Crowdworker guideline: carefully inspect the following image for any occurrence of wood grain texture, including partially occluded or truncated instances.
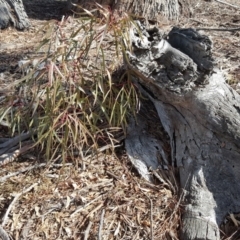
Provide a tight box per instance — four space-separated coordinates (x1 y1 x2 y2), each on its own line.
69 0 180 20
0 0 29 29
125 21 240 240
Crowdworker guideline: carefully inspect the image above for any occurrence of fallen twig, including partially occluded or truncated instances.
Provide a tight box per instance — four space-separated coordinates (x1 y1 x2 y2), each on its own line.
196 27 240 32
151 169 178 193
71 194 105 217
143 193 154 240
2 182 38 227
106 170 121 180
0 163 73 183
150 168 169 186
78 203 104 230
84 221 93 240
0 163 45 182
98 209 105 240
83 142 123 161
150 198 153 240
190 18 208 25
223 22 240 27
114 222 120 236
214 0 240 9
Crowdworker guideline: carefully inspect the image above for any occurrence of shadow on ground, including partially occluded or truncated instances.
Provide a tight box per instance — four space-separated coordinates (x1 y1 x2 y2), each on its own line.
23 0 69 20
0 52 25 73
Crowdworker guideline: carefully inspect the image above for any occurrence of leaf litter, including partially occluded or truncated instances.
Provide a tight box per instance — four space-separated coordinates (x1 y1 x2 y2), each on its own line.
1 0 240 239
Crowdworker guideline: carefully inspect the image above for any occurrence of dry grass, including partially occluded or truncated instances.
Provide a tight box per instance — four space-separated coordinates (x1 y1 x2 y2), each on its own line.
1 0 240 239
0 4 181 240
0 6 139 162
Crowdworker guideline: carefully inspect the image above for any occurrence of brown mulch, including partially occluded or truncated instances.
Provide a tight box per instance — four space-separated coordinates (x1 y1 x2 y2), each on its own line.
0 151 179 239
1 0 240 239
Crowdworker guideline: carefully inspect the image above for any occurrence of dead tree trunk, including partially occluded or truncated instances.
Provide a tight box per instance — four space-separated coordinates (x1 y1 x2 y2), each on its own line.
0 0 29 29
69 0 192 21
125 22 240 240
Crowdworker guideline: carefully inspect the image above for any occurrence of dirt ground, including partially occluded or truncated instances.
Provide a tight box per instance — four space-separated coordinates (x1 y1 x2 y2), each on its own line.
1 0 240 239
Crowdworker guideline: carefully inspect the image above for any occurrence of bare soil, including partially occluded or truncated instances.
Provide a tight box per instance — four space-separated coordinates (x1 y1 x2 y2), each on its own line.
0 0 240 239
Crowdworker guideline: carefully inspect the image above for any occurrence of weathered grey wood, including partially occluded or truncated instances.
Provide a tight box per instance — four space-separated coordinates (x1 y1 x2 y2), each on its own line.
125 100 170 182
125 22 240 240
0 0 29 29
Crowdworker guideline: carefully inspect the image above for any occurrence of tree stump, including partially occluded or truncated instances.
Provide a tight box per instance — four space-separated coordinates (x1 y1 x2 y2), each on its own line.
125 21 240 240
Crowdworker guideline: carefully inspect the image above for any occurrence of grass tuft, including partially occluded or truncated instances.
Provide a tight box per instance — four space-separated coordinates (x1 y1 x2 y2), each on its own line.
0 6 138 161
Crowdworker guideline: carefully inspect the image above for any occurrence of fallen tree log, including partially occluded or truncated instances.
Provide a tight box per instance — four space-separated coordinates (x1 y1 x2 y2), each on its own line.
125 22 240 240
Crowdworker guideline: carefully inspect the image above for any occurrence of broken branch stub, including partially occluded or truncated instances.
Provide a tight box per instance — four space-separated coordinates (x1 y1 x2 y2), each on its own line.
125 22 240 240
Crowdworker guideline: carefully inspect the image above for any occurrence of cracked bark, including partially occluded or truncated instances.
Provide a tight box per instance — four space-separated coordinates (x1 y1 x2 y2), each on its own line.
69 0 193 21
125 22 240 240
0 0 29 30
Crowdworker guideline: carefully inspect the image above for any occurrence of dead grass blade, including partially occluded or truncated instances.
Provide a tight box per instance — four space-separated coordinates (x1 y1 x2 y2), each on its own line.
0 7 138 162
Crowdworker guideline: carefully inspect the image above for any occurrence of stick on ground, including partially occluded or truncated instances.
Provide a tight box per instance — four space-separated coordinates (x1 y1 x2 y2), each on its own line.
2 183 38 227
196 27 240 32
214 0 240 9
0 163 73 183
98 209 105 240
84 221 93 240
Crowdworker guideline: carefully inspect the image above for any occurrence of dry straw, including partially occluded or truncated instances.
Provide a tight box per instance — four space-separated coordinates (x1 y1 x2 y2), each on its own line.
0 5 138 162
